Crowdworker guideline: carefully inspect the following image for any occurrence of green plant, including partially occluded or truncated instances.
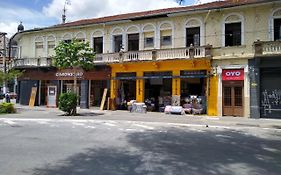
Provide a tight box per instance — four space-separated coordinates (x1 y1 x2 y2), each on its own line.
58 93 78 116
0 102 16 114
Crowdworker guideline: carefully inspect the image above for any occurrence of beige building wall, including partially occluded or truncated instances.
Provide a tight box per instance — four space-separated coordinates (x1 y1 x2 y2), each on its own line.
15 2 281 117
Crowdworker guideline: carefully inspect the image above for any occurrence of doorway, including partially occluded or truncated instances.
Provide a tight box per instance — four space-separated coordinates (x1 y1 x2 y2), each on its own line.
222 81 244 117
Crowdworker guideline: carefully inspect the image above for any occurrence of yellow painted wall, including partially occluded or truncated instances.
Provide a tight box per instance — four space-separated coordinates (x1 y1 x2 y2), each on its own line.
207 75 218 116
110 59 211 74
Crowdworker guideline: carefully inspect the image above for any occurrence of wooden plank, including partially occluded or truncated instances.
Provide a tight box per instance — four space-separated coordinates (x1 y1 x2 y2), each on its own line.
29 87 37 107
100 88 108 110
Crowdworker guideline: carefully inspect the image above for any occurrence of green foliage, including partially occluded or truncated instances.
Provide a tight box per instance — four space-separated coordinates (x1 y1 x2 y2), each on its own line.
53 40 95 70
58 93 78 116
0 102 16 114
0 69 23 86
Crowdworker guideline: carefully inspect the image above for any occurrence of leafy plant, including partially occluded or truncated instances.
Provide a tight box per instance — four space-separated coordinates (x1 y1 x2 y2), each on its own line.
0 69 23 86
58 93 78 116
53 40 95 115
0 102 16 114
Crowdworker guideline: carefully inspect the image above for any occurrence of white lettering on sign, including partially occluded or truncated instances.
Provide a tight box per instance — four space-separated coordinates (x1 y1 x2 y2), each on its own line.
225 71 241 77
55 72 84 77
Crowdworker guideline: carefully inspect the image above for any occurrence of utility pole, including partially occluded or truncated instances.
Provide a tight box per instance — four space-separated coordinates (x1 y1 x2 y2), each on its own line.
0 32 7 94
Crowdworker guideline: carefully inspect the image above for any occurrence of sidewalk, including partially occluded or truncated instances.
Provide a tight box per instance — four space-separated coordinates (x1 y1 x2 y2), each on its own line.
2 104 281 130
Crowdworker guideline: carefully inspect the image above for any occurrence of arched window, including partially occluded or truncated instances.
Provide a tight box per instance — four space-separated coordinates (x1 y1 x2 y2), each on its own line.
91 29 104 54
62 33 72 43
126 25 140 51
270 8 281 41
47 35 56 57
185 18 204 47
111 27 124 52
159 21 173 48
34 36 44 58
142 23 156 48
222 13 244 47
74 32 86 43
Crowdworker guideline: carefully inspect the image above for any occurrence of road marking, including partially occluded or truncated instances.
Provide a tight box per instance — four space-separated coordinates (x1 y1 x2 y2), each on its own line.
133 124 155 130
103 122 117 127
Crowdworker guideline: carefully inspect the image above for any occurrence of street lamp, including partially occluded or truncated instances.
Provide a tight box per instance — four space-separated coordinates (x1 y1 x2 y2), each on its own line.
0 32 7 93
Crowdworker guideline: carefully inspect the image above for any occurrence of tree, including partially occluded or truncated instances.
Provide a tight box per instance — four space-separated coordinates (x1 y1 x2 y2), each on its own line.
0 69 23 86
53 40 95 114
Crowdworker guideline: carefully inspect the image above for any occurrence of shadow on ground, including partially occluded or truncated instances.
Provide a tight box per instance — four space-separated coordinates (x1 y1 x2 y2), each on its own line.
32 128 281 175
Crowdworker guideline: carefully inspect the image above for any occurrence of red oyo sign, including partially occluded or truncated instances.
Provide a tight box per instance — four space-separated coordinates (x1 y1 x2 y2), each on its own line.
222 69 244 81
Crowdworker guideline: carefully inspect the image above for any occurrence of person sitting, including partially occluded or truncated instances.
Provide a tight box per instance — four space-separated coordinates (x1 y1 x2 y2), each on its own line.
192 100 204 115
182 98 193 114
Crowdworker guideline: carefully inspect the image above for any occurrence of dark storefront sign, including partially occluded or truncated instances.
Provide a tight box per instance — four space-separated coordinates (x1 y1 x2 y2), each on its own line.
222 69 244 81
19 68 111 81
143 71 172 79
55 72 84 77
114 71 208 80
115 72 137 80
180 70 207 78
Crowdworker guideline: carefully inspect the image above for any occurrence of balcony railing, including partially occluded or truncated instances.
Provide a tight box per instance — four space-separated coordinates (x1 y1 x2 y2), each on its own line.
12 57 52 68
254 41 281 56
11 46 211 68
94 46 211 64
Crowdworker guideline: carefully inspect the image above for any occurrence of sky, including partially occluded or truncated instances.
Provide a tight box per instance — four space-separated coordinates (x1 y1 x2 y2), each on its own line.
0 0 217 37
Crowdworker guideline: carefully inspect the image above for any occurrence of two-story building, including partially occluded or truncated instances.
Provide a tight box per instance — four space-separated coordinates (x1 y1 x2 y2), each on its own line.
9 0 281 118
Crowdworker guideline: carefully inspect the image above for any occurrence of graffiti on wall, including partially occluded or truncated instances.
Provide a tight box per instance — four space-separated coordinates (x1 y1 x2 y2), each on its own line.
261 89 281 116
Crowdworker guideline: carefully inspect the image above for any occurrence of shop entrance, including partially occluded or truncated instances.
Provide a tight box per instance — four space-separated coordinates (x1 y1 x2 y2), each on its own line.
116 73 137 110
116 80 136 110
222 81 244 117
90 80 108 107
144 72 172 112
181 78 207 114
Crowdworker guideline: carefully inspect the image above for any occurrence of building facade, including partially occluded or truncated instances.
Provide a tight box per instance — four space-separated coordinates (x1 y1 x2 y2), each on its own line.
10 0 281 117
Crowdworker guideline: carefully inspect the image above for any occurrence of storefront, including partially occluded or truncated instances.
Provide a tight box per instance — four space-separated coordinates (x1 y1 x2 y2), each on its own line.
110 59 217 115
249 56 281 119
221 69 244 117
17 66 111 108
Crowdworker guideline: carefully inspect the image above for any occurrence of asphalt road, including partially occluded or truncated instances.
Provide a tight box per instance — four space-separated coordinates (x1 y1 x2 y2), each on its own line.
0 118 281 175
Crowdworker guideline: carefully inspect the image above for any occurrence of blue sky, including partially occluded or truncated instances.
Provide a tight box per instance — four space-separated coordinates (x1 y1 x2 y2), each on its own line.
0 0 214 37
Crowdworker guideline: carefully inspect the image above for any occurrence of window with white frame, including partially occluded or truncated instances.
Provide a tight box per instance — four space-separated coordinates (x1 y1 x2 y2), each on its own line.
186 27 200 47
34 37 44 58
128 33 139 51
145 37 154 48
225 22 241 46
93 37 103 54
114 35 123 52
160 30 172 46
143 24 155 48
223 14 243 47
75 32 86 43
159 22 173 47
47 36 55 57
185 19 203 47
272 9 281 41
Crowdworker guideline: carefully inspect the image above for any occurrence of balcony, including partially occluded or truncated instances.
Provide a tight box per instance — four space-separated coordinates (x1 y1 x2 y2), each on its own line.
254 41 281 56
12 57 52 68
94 46 211 64
11 46 211 68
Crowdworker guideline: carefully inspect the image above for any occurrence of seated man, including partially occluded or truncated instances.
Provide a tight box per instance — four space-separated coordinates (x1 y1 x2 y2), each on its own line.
183 102 193 114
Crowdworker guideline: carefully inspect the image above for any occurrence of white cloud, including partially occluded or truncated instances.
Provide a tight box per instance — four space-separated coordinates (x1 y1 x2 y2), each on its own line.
0 6 56 37
43 0 180 22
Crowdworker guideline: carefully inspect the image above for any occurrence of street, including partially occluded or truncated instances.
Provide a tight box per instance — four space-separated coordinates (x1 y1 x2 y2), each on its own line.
0 117 281 175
